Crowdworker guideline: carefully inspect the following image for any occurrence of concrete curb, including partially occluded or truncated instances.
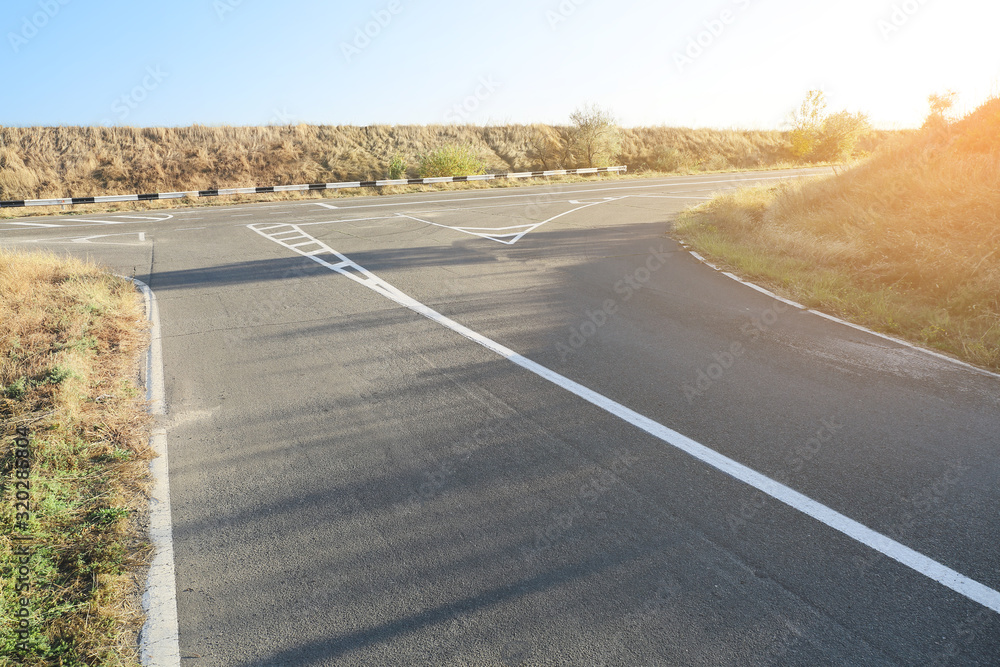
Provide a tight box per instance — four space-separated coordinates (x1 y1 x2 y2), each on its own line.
125 277 181 667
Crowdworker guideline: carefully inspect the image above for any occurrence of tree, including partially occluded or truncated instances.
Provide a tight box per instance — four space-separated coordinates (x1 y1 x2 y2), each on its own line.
923 90 957 131
789 90 827 158
568 104 622 168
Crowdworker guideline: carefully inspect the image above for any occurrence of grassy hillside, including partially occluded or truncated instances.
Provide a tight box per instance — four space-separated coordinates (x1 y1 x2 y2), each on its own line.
0 124 889 206
674 98 1000 370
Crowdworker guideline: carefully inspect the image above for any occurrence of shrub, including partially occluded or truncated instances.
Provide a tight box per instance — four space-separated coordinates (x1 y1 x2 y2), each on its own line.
814 111 872 161
418 144 487 177
788 90 871 162
387 154 406 179
525 124 565 170
646 145 684 172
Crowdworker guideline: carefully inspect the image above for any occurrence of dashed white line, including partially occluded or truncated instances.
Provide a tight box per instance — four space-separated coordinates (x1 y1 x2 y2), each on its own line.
681 245 1000 379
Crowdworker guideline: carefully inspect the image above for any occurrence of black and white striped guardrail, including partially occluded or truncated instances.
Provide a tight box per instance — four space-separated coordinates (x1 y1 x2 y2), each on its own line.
0 166 627 209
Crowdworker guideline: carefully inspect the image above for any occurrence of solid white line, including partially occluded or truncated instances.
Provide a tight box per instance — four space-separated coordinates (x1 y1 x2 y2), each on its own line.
297 215 397 227
250 222 1000 616
126 278 181 667
628 194 714 200
300 194 692 220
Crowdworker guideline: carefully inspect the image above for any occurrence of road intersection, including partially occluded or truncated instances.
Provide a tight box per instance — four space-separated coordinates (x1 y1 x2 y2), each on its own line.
3 168 998 665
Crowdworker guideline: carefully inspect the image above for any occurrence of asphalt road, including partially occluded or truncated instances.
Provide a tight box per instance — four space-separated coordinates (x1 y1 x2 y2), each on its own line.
3 169 999 666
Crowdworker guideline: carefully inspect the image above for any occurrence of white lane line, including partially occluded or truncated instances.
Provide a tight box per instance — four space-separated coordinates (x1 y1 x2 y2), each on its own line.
397 197 626 245
72 214 173 222
395 213 531 244
299 194 708 221
297 215 397 227
174 227 207 231
10 232 148 245
296 174 820 212
680 246 1000 380
126 277 181 667
628 194 714 200
1 221 64 227
249 222 1000 616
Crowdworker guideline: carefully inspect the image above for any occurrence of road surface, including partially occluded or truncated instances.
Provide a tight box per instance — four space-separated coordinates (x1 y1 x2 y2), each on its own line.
3 168 998 665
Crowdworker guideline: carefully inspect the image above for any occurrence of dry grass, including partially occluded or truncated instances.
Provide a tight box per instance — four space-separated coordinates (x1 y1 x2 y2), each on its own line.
0 124 892 218
674 99 1000 371
1 251 151 665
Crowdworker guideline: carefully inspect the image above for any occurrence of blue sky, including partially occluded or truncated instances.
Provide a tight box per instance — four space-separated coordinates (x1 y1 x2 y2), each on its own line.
3 0 998 129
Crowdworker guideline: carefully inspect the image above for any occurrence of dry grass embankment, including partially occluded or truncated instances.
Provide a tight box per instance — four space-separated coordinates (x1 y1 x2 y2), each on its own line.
674 98 1000 371
0 124 890 218
1 251 151 666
